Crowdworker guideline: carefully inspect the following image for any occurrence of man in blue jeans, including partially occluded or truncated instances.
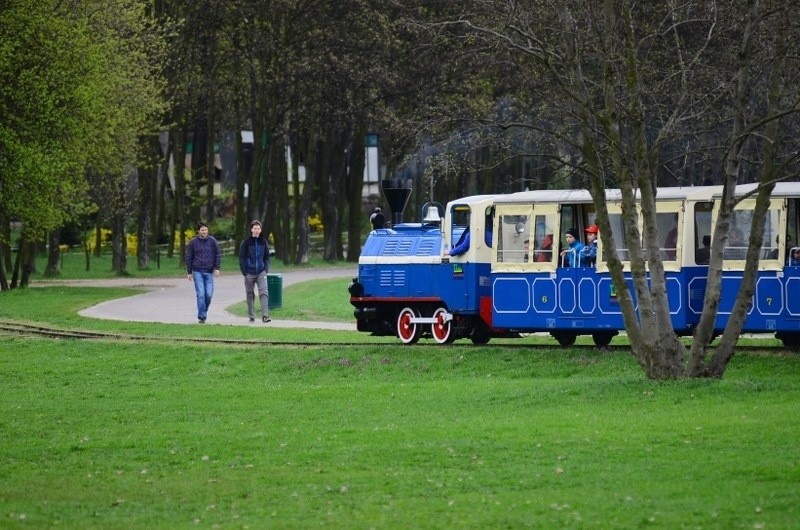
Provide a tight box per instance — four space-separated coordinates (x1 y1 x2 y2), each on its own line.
186 222 222 323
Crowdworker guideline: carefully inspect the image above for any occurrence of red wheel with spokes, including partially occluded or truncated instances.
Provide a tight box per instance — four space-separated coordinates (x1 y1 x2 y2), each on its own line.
397 307 421 345
431 307 455 344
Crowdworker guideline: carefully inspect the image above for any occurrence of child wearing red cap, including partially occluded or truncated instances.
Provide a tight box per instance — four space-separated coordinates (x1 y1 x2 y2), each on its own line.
582 225 599 266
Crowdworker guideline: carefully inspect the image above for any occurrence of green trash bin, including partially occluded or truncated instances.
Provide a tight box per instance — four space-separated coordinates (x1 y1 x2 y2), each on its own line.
267 273 283 309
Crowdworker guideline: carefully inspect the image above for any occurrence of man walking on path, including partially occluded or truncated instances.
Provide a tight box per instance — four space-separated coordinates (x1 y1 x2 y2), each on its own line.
186 222 221 323
239 219 271 323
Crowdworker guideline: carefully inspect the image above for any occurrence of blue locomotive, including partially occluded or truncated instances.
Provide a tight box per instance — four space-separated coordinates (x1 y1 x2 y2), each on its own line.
349 191 505 344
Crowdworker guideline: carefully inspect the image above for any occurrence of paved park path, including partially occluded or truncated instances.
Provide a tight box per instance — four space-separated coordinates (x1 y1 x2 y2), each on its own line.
64 267 358 330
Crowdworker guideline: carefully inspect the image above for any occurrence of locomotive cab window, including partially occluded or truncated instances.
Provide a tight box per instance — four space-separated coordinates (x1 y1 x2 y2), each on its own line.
448 205 471 253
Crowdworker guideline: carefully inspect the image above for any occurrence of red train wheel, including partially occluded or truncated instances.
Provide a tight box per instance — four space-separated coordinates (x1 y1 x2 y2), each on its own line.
431 307 455 344
397 307 421 345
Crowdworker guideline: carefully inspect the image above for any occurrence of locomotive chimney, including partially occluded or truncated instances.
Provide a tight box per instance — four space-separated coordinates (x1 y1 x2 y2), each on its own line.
381 178 412 225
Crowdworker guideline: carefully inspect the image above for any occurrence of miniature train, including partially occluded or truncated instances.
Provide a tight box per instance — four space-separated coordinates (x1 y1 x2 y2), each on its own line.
349 182 800 349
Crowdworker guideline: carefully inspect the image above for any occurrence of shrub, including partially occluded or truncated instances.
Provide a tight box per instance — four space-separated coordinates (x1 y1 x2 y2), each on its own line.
309 214 324 233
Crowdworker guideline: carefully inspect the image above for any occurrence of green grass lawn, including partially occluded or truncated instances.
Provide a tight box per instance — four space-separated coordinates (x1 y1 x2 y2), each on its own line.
1 336 799 529
1 273 799 527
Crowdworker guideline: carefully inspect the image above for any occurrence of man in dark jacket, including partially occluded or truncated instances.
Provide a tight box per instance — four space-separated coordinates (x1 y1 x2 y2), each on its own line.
239 220 271 323
186 222 222 323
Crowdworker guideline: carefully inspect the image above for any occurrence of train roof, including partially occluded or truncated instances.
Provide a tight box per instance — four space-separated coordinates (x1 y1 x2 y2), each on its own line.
493 186 722 205
494 189 592 204
445 194 501 207
724 182 800 199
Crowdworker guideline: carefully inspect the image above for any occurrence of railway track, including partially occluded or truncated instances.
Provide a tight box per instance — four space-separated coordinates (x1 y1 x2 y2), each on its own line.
0 321 790 353
0 321 350 346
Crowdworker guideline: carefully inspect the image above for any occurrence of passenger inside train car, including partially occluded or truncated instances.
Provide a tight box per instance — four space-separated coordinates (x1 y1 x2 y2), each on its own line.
534 233 553 262
692 199 714 266
768 234 794 262
582 224 599 266
725 227 747 260
791 245 800 266
560 228 585 267
532 217 555 264
696 235 711 264
662 214 678 260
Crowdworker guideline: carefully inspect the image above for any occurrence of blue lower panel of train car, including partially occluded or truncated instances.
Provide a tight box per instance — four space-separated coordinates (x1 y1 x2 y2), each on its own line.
492 270 693 333
687 266 800 333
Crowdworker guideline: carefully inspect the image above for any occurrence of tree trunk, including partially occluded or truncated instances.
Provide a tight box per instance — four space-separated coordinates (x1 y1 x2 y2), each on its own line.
191 120 208 222
173 128 188 266
138 163 153 270
94 221 102 257
690 1 791 378
322 129 346 262
0 214 11 273
16 239 36 288
347 129 366 262
0 215 10 290
111 210 127 275
0 257 8 291
44 230 60 276
295 133 318 265
289 135 303 265
138 135 163 269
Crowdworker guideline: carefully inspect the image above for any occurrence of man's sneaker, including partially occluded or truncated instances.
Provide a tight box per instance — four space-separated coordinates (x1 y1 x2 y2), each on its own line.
262 316 271 323
199 318 206 324
249 317 255 323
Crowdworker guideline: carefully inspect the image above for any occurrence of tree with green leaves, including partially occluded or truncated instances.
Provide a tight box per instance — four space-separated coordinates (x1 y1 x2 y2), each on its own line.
0 0 166 287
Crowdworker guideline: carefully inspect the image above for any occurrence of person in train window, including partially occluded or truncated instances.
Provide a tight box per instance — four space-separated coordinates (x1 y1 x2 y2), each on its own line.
581 224 599 266
790 245 800 266
485 211 495 247
664 226 678 260
725 227 746 259
447 227 470 256
560 228 585 267
696 234 711 264
535 234 553 262
768 234 794 262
